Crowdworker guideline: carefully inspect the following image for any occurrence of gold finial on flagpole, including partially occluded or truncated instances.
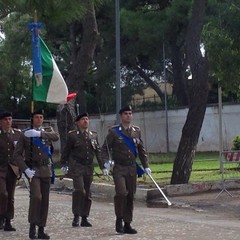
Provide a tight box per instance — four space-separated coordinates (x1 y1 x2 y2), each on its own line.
34 9 37 23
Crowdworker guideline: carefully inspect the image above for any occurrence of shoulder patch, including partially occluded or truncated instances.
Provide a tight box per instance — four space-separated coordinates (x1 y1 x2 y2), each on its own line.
13 128 21 132
42 126 53 131
89 130 97 135
131 125 140 132
111 124 120 129
68 129 77 134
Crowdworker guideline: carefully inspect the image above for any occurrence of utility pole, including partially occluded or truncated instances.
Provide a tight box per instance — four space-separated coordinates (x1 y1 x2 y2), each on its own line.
115 0 121 123
163 42 169 152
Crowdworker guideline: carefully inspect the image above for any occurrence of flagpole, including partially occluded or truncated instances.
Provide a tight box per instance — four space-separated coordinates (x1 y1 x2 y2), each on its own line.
31 10 38 115
29 11 39 183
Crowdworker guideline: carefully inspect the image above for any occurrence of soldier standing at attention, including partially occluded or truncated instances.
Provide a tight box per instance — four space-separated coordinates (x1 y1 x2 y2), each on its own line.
13 109 59 239
61 112 108 228
101 105 151 234
0 111 21 231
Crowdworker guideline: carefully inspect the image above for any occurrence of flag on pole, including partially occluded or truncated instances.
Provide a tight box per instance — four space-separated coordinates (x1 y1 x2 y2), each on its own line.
32 36 69 104
29 22 76 103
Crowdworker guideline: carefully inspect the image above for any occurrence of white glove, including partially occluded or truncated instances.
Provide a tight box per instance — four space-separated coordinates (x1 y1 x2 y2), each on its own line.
102 168 109 176
25 168 35 178
104 160 113 170
61 166 69 175
144 167 152 176
24 129 41 138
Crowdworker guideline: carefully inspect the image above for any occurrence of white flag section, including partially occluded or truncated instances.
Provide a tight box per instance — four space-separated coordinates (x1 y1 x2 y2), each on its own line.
33 37 68 104
46 59 68 104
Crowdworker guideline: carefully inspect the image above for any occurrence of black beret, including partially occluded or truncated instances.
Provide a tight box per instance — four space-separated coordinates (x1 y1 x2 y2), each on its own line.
0 111 12 120
32 109 44 117
119 105 132 114
75 112 89 122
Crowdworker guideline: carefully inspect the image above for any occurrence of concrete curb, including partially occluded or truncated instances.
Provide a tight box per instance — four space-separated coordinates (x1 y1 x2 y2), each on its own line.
51 177 240 198
18 177 240 204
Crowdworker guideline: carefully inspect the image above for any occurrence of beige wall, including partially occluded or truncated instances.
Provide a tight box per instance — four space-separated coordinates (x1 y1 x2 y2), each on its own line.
89 104 240 153
14 104 240 153
131 83 173 105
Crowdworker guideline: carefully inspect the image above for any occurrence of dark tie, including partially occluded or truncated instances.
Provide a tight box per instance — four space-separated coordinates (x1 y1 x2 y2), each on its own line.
83 131 88 138
5 132 10 139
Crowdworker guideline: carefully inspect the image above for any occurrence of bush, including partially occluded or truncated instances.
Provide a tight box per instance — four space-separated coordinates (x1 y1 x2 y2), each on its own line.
232 135 240 150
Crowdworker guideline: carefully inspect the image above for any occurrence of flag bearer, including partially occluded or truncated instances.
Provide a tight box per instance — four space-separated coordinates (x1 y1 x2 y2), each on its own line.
13 109 59 239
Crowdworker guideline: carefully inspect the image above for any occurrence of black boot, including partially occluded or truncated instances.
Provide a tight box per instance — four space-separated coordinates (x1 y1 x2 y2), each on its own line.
4 218 16 231
80 216 92 227
0 216 4 230
123 222 137 234
38 226 50 239
72 215 79 227
115 218 124 234
29 224 37 239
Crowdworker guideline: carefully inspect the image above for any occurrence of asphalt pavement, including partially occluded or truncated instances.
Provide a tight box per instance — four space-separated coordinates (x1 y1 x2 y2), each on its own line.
0 187 240 240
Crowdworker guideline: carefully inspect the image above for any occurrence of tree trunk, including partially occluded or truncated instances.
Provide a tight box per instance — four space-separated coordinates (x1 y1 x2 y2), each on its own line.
57 1 99 154
67 0 99 111
170 41 188 106
135 64 165 102
171 0 209 184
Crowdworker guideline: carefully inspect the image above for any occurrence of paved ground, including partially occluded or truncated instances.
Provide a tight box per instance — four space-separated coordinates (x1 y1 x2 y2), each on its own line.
0 187 240 240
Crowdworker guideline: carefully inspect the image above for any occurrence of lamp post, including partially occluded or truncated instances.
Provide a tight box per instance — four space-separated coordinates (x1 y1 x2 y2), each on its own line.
163 42 169 153
115 0 121 123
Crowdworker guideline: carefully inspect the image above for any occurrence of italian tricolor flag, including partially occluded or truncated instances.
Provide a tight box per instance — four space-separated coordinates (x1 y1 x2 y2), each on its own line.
32 37 69 104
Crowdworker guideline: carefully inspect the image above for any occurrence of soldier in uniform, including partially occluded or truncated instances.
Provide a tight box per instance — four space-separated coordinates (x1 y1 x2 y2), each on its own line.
61 112 108 228
101 105 151 234
0 111 21 231
13 109 59 239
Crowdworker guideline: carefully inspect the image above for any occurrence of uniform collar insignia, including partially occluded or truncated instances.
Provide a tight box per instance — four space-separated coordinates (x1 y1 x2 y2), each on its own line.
3 129 11 134
35 127 43 131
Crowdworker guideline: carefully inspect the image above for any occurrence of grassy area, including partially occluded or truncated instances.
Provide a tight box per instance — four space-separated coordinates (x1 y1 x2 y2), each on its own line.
54 151 240 185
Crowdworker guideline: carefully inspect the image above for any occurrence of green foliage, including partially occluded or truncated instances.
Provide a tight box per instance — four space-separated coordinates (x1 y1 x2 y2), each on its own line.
203 0 240 94
232 135 240 150
2 0 240 117
0 13 32 115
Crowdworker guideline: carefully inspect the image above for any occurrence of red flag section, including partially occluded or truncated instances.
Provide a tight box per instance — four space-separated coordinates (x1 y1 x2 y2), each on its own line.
67 93 77 102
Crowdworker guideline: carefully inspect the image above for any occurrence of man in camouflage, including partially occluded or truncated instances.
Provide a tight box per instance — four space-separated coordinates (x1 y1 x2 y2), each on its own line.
61 112 108 228
0 111 21 231
101 105 151 234
13 109 59 239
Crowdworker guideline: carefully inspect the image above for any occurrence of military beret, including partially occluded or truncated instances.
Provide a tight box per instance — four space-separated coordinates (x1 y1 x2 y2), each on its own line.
32 109 44 117
119 105 132 114
75 112 89 122
0 111 12 120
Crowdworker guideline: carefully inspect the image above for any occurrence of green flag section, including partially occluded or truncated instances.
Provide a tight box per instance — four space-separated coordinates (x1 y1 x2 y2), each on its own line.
33 37 68 104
